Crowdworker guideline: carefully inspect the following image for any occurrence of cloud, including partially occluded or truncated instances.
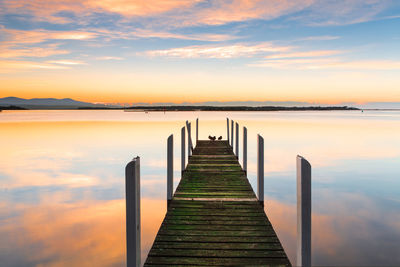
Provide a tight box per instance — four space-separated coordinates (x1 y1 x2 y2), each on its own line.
129 29 238 42
0 60 70 72
96 56 124 60
144 43 292 58
1 29 98 45
0 59 87 72
297 35 341 41
184 0 315 26
265 50 342 59
294 0 393 26
2 0 395 28
0 44 69 59
87 0 198 16
47 60 87 65
1 0 198 23
0 28 94 70
251 58 400 70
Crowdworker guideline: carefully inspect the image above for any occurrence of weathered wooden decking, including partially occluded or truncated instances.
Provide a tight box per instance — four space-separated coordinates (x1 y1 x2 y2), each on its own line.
144 140 291 266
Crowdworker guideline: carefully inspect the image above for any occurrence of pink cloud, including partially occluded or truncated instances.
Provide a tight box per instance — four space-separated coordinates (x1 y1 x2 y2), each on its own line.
2 0 391 27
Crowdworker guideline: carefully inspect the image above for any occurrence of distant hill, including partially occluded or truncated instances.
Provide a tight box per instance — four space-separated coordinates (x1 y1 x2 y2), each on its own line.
0 97 117 109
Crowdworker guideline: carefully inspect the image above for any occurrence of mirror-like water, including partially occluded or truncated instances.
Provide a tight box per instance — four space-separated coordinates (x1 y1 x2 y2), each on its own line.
1 110 399 266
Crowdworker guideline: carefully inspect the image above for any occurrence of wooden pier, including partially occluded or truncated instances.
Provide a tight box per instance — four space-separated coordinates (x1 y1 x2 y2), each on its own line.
143 140 291 266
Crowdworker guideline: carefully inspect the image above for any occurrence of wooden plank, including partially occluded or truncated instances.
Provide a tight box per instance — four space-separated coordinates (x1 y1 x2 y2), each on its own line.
145 256 291 266
148 248 287 257
151 242 284 250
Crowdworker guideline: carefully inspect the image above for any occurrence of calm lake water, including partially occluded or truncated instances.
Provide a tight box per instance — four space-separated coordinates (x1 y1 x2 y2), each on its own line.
0 110 399 266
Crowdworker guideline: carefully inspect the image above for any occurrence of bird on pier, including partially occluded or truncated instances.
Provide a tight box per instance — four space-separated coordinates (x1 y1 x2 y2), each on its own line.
208 135 216 141
218 136 222 140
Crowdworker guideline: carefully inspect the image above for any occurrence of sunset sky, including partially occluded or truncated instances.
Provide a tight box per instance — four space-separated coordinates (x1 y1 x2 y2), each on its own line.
1 0 400 104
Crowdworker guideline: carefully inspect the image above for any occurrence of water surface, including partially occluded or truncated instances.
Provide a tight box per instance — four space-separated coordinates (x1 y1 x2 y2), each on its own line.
0 110 399 266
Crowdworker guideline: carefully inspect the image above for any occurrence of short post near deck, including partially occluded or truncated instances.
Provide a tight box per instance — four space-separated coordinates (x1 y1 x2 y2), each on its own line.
196 118 199 143
226 118 230 144
181 127 185 173
235 122 239 158
231 120 234 148
297 155 311 267
257 135 264 206
125 157 141 267
167 135 173 206
243 126 247 173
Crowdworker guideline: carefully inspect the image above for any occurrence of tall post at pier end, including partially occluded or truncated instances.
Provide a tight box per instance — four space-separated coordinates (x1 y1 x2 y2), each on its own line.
125 157 141 267
167 135 173 206
235 122 239 158
297 155 311 267
181 127 185 173
257 135 264 207
196 118 199 143
231 120 234 149
243 127 247 173
227 118 230 144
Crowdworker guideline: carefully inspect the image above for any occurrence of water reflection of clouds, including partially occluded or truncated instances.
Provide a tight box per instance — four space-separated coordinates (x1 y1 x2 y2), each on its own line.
0 198 165 266
1 111 399 266
268 192 400 266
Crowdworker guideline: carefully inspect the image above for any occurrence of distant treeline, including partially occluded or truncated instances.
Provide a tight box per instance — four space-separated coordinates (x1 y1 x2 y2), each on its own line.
121 105 359 111
1 105 359 111
0 105 27 110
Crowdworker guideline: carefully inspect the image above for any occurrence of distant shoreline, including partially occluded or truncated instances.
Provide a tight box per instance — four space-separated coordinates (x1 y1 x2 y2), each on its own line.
0 105 360 111
121 105 359 112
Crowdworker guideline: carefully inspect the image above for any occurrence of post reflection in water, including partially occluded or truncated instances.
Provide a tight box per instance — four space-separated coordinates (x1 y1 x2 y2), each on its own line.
0 110 399 266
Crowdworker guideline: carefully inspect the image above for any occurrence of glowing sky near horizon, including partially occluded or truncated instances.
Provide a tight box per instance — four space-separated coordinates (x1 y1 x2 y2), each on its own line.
0 0 400 104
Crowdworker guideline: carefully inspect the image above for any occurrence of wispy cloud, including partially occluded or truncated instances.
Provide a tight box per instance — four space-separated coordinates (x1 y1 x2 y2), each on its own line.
96 56 124 60
183 0 314 26
0 28 95 69
0 44 69 59
46 60 87 65
129 29 238 42
88 0 199 16
1 29 98 45
251 58 400 70
144 43 292 58
298 35 341 41
0 60 70 72
293 0 393 26
265 50 342 59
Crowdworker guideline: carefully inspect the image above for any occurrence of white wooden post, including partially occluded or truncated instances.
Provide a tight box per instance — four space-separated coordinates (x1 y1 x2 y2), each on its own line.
167 135 173 206
186 121 193 156
231 120 234 148
297 155 311 267
189 122 193 155
235 122 239 158
257 135 264 206
125 157 140 267
227 118 230 144
243 127 247 173
196 118 199 143
181 126 185 173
